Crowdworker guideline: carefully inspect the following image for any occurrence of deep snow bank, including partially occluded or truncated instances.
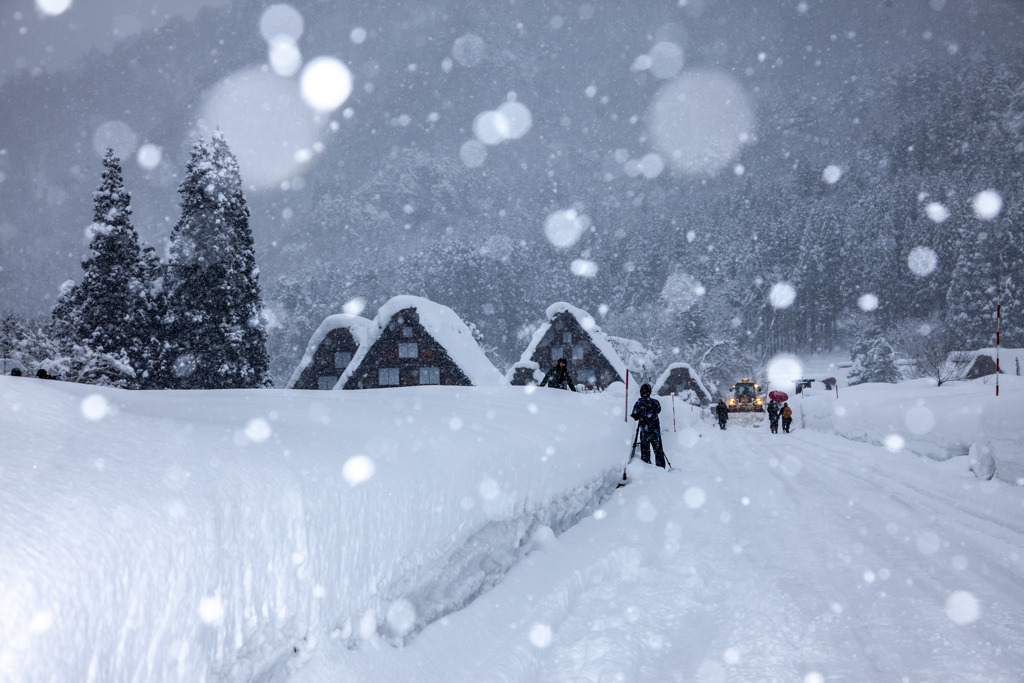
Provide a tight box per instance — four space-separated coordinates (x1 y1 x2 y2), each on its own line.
0 378 629 682
798 375 1024 484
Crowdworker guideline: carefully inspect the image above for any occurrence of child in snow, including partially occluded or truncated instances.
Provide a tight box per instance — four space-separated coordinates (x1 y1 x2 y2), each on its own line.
630 383 667 469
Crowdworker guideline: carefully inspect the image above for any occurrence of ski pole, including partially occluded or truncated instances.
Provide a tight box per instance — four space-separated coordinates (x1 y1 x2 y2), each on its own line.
622 421 640 483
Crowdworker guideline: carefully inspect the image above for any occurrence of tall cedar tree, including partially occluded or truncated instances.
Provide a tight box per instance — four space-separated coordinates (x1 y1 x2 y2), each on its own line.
945 228 998 350
163 133 269 389
52 149 160 388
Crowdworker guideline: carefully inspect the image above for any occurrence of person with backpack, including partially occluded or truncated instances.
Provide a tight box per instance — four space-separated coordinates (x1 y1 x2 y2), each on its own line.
766 401 781 434
630 383 667 468
715 399 729 430
781 402 793 433
538 357 577 391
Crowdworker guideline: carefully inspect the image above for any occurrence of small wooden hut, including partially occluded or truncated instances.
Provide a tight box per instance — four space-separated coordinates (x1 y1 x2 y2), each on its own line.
652 362 711 405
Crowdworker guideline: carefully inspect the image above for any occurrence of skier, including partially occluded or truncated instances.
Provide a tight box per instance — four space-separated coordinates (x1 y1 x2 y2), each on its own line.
781 402 793 433
630 383 667 468
766 400 780 434
715 399 729 430
538 357 577 391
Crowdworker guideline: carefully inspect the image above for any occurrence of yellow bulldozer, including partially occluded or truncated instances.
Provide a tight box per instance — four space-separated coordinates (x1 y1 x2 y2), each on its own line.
728 379 764 412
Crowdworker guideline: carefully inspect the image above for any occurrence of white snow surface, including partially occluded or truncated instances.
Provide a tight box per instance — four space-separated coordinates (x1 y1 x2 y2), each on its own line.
336 295 505 389
2 373 1023 682
284 313 374 389
800 375 1024 484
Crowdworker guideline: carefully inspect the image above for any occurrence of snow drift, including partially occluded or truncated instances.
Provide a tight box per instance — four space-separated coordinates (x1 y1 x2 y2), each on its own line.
0 378 630 681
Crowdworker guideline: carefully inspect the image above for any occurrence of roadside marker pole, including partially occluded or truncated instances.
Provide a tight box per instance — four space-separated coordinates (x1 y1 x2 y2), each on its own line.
625 368 629 421
671 393 677 432
996 287 1001 397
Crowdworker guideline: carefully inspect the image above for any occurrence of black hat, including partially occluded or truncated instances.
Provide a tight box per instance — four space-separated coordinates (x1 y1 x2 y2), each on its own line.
640 383 652 397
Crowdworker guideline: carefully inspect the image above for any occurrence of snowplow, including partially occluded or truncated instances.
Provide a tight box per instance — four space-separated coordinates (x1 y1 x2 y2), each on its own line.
728 379 764 412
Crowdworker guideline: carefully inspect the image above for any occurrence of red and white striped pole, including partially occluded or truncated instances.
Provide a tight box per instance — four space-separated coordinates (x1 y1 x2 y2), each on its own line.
996 288 1001 397
672 393 677 432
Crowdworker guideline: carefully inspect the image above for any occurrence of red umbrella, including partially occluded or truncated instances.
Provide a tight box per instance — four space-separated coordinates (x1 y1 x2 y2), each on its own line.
769 390 788 402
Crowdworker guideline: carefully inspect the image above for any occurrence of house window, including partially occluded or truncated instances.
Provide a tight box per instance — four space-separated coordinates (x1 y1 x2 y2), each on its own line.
419 367 440 385
562 332 572 343
403 326 414 338
572 345 584 360
334 351 352 369
551 346 566 361
317 375 337 390
379 368 400 386
399 343 418 358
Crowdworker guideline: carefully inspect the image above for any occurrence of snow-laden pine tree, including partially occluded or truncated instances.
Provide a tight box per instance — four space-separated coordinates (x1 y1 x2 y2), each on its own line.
163 133 269 389
51 149 161 388
848 322 902 386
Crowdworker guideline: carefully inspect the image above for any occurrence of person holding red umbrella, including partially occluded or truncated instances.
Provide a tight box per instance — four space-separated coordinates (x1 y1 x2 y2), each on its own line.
766 400 781 433
766 390 788 434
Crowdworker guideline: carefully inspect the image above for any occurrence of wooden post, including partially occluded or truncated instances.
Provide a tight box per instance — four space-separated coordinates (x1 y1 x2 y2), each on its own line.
624 368 629 421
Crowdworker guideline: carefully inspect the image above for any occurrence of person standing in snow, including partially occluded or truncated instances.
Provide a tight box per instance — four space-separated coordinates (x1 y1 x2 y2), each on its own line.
715 399 729 430
630 383 667 468
781 402 793 433
766 401 781 434
539 357 577 391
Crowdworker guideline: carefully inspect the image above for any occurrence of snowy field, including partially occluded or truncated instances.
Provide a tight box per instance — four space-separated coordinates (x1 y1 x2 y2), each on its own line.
2 374 1023 682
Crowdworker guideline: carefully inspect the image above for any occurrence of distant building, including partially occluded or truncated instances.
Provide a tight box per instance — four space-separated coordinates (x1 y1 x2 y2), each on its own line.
508 302 627 390
339 295 504 389
652 362 711 405
287 314 375 390
954 347 1023 380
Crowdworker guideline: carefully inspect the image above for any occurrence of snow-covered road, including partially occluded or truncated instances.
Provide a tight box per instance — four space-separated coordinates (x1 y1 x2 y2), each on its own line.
302 416 1024 682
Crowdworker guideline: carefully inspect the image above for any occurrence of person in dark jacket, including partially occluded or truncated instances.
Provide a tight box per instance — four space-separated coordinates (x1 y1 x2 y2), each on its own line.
766 401 780 434
539 358 577 391
630 383 666 468
715 399 729 430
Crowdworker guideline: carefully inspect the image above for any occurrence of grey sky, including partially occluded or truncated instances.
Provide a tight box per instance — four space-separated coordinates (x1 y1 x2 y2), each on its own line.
2 0 1023 321
0 0 228 85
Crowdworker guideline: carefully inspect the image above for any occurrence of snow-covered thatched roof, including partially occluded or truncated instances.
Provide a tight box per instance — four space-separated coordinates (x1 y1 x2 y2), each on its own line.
607 335 655 380
516 302 627 380
653 362 712 402
338 295 505 388
285 314 375 389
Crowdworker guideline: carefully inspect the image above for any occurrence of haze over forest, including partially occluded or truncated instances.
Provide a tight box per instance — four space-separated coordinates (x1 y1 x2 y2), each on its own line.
1 0 1022 386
